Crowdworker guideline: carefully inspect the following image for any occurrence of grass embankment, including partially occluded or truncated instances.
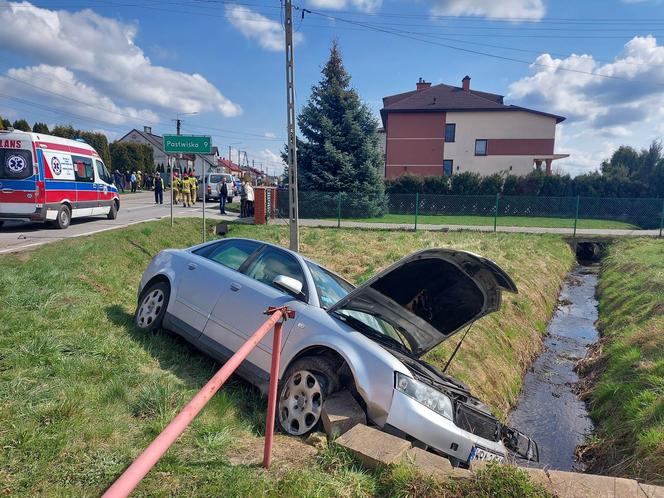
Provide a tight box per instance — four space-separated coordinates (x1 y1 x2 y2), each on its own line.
0 219 572 496
580 238 664 484
330 213 637 230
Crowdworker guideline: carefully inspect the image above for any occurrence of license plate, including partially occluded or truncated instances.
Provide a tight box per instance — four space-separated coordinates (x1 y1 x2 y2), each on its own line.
470 446 505 463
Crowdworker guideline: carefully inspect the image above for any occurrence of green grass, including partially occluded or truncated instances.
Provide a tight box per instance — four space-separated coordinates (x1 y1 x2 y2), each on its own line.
0 219 573 496
325 213 638 229
581 238 664 485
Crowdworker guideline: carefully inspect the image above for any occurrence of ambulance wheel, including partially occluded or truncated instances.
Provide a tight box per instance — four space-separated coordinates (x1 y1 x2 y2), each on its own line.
55 205 71 229
135 281 170 332
107 202 118 220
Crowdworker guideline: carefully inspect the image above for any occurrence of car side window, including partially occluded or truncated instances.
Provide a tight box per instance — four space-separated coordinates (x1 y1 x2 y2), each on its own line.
244 247 307 298
72 155 94 182
193 240 261 271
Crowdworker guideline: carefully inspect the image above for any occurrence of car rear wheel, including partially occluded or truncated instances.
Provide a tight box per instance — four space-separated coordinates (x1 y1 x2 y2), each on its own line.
278 357 339 436
0 220 4 229
55 205 71 229
135 281 170 332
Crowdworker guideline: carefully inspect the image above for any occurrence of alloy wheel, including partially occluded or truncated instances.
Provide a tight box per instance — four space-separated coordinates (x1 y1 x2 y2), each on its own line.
278 369 323 435
136 288 165 328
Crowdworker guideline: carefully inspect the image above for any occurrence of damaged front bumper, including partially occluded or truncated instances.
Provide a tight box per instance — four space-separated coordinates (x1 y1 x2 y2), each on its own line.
385 389 539 465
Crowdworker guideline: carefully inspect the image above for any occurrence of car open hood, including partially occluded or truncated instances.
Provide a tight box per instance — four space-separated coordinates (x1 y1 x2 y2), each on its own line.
328 249 517 356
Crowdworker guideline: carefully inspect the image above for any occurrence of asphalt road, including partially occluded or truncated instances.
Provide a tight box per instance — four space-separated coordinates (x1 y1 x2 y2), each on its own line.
0 191 239 254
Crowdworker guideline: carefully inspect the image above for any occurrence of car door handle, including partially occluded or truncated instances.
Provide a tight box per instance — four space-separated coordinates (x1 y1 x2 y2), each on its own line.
230 282 242 292
1 188 14 193
187 262 198 270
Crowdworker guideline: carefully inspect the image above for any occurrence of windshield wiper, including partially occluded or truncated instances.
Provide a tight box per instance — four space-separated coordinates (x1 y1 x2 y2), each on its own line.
333 312 411 355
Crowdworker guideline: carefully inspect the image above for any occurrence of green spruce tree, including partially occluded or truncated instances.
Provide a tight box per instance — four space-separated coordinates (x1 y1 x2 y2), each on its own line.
32 122 50 134
296 41 385 217
12 119 31 132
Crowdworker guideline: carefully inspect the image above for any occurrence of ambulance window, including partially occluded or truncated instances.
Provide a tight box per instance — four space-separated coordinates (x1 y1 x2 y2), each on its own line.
0 148 33 180
72 155 94 182
96 160 112 184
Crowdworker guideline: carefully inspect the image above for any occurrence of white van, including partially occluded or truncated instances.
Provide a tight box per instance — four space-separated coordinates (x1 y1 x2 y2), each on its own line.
0 130 119 229
198 172 235 203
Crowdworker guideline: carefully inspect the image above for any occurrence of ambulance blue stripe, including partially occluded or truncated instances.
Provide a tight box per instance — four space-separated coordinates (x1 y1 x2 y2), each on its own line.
36 149 45 179
0 178 37 189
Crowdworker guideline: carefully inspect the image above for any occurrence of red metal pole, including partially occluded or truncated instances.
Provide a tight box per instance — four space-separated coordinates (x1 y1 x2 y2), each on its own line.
262 319 283 469
103 308 287 498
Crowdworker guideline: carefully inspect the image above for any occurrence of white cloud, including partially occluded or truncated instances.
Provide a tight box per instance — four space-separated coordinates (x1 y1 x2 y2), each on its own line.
226 4 303 52
0 65 159 125
264 131 277 139
0 1 242 118
307 0 383 13
429 0 545 20
508 36 664 175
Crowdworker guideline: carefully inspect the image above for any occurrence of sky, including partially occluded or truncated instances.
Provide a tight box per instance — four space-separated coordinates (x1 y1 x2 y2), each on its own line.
1 0 664 177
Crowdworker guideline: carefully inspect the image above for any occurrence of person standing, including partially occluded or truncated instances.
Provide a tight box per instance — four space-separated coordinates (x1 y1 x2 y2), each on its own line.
181 173 191 207
130 171 137 193
245 180 255 218
239 181 247 217
113 170 124 193
153 172 164 205
191 175 197 205
217 179 228 214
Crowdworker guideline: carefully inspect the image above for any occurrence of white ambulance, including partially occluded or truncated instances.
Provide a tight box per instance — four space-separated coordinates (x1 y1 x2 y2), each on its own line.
0 130 119 229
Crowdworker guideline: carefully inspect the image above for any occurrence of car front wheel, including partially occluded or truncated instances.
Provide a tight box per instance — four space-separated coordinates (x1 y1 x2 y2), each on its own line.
278 357 339 436
135 281 170 332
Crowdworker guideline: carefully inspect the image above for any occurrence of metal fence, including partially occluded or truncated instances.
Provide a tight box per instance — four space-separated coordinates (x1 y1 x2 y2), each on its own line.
276 190 664 234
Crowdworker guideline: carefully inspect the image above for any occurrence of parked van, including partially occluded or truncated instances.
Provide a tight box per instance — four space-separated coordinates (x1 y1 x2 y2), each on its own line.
197 172 235 203
0 130 119 229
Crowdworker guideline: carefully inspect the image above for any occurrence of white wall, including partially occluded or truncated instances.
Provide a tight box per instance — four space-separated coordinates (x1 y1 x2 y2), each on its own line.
444 111 557 176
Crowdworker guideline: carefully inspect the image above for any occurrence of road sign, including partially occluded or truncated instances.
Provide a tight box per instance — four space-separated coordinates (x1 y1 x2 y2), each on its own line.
163 135 212 154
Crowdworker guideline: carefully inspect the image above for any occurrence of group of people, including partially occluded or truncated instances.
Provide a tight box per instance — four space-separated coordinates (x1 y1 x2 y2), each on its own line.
217 178 254 217
113 170 159 193
172 172 198 208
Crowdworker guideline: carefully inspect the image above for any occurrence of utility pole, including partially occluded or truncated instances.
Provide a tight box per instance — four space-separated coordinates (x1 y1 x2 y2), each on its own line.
284 0 299 251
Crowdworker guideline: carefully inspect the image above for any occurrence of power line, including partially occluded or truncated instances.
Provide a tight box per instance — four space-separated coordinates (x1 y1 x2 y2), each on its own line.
304 8 664 86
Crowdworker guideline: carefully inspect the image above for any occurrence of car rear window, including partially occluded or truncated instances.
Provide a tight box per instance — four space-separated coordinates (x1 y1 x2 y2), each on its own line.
193 239 261 271
0 148 33 180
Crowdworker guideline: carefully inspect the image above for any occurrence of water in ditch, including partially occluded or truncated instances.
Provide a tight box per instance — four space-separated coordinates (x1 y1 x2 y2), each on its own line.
508 264 599 471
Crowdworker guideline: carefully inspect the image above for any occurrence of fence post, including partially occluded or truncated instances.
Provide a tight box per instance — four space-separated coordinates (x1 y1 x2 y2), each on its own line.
573 195 580 238
337 192 341 228
659 198 664 237
414 192 419 231
493 193 499 233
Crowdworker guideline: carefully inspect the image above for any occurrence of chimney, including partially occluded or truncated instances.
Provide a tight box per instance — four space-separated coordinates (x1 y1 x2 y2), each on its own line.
416 77 432 91
144 126 152 134
462 75 471 92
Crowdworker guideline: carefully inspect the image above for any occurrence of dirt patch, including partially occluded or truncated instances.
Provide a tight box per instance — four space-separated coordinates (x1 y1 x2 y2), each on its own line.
573 339 607 401
227 434 318 477
78 274 111 295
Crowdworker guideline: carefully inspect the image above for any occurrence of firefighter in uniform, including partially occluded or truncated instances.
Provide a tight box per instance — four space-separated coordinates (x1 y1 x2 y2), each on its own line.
190 174 197 205
173 171 181 205
181 173 192 207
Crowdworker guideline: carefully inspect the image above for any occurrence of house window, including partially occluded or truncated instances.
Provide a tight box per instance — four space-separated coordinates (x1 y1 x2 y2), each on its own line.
445 123 456 142
475 139 488 156
443 160 453 176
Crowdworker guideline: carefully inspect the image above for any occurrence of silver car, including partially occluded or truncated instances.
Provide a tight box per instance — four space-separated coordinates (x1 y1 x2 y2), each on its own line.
135 238 539 467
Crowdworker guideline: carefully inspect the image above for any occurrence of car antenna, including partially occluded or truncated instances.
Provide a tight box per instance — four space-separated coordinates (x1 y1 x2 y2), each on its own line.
443 324 474 373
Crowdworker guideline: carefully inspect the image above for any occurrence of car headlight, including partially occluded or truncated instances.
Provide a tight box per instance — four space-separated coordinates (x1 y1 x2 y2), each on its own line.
395 372 454 421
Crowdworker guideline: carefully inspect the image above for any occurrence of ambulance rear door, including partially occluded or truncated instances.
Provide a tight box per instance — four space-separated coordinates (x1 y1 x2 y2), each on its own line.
0 137 37 218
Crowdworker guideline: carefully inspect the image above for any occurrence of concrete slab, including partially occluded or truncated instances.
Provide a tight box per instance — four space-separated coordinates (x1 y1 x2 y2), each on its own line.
321 391 366 438
614 477 641 498
335 424 411 469
402 447 461 480
641 483 664 498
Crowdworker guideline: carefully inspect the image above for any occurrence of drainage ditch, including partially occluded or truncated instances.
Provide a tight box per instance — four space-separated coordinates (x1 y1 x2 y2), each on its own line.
508 242 604 471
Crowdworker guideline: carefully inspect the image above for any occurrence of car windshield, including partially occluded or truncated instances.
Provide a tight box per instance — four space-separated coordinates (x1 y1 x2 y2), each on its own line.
209 175 223 183
334 309 412 353
306 261 354 309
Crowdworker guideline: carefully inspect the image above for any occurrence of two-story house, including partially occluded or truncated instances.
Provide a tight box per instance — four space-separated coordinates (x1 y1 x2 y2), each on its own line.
381 77 568 178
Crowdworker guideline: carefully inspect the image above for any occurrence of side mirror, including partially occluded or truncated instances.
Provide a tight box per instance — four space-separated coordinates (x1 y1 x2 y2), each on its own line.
273 275 304 299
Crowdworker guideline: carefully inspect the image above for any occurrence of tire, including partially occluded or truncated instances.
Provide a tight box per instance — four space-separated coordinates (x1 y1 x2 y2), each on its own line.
55 204 71 229
0 220 4 229
135 281 170 332
277 357 339 436
107 201 118 220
